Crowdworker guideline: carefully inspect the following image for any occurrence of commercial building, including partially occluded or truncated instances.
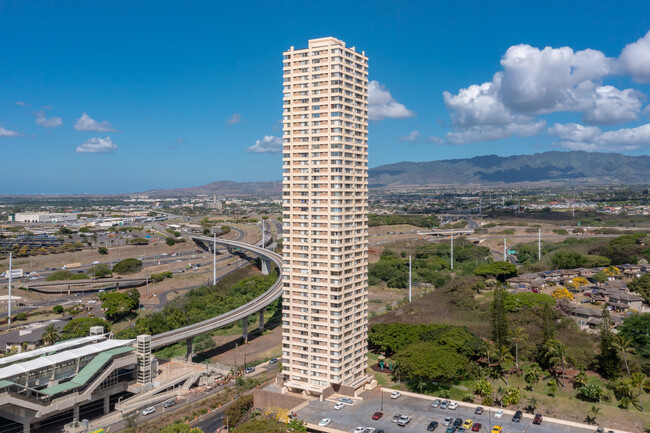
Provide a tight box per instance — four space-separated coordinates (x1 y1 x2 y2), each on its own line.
280 37 370 395
14 212 77 224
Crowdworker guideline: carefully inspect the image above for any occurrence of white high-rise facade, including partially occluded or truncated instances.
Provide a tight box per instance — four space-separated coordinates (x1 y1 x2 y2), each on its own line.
281 37 370 394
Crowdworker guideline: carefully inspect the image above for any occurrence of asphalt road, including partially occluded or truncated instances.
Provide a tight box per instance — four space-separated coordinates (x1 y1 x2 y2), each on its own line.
298 391 598 433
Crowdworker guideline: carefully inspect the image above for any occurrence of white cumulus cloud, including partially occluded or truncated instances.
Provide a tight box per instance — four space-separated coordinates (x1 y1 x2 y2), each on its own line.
368 81 415 121
75 113 116 132
247 135 282 153
445 120 546 145
619 30 650 83
0 127 18 137
583 86 643 125
398 131 420 142
227 113 243 124
35 114 63 128
549 122 650 151
76 137 118 153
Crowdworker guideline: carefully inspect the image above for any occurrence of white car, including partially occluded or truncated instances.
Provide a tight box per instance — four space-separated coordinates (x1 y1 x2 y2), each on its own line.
334 402 345 410
319 419 331 427
448 401 459 410
92 261 100 265
443 417 453 426
494 409 504 419
354 428 367 433
365 429 375 433
141 406 155 416
397 415 411 426
390 391 401 399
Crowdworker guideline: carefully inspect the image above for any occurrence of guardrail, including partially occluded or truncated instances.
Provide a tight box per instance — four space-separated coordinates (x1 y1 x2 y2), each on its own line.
150 237 282 349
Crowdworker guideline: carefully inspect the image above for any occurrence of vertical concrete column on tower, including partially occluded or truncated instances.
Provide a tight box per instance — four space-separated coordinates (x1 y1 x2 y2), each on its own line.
242 316 249 343
136 334 152 385
73 405 79 422
22 422 30 433
104 395 110 414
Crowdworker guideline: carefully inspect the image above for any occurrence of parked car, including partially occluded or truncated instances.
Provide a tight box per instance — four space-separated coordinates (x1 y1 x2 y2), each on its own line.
141 406 155 416
491 427 502 433
471 423 482 432
533 413 543 424
442 417 453 426
427 421 439 431
512 410 522 422
453 418 463 428
462 420 472 429
432 399 441 408
372 411 384 420
392 414 403 423
390 391 401 399
354 428 367 433
339 397 354 404
474 407 484 415
449 402 459 410
163 400 176 408
494 410 504 419
319 419 331 427
440 400 449 409
445 428 455 433
244 367 255 374
397 415 411 426
333 402 345 410
457 428 466 433
595 428 604 433
268 357 278 364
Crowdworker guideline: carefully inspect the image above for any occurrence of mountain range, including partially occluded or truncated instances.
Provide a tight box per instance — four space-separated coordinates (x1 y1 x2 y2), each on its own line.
145 151 650 195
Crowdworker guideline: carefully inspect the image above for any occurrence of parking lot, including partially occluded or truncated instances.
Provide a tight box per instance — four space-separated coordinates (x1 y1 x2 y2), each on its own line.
297 389 607 433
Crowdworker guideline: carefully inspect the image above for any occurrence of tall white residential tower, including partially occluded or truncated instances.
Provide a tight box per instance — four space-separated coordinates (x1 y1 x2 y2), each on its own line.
281 37 370 395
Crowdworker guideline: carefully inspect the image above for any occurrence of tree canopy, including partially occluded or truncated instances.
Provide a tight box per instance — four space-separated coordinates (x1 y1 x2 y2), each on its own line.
473 261 517 281
62 318 110 339
112 258 143 274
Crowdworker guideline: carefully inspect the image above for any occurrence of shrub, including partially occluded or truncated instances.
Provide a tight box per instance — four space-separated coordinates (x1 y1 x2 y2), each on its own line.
112 258 143 274
97 246 108 255
130 237 149 245
165 237 176 246
87 264 112 278
53 305 64 314
14 313 27 321
47 270 90 281
225 394 254 427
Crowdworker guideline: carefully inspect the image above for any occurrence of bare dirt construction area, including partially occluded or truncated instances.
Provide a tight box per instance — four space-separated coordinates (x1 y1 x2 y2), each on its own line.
204 326 282 367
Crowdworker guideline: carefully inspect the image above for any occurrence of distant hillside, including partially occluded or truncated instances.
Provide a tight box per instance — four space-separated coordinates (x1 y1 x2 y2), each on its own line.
144 151 650 195
369 151 650 187
145 180 282 196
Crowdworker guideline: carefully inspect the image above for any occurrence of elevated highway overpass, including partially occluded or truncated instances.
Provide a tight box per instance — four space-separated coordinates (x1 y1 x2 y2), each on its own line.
150 235 283 358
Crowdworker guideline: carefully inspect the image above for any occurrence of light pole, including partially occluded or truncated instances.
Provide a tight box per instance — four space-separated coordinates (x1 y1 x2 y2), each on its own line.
408 256 412 303
7 252 12 326
213 232 217 285
450 234 454 270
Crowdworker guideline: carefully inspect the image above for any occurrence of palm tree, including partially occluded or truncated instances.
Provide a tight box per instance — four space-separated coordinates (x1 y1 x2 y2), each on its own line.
511 327 528 371
613 335 636 377
496 345 514 385
483 341 495 367
630 372 647 412
393 362 402 385
548 341 572 388
525 364 542 393
42 325 60 346
416 376 427 395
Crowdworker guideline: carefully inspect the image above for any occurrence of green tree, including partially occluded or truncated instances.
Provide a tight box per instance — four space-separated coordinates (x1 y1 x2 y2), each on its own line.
551 251 588 269
490 285 509 347
524 363 542 393
52 305 64 314
630 372 647 412
629 274 650 304
42 324 60 345
87 264 112 278
97 246 108 255
165 237 176 246
511 327 527 370
597 305 621 379
613 334 636 377
577 384 604 403
158 423 204 433
62 317 110 339
130 237 149 245
548 341 572 388
393 341 466 384
472 378 493 397
474 261 517 282
592 271 608 285
100 292 139 322
112 258 143 274
618 313 650 358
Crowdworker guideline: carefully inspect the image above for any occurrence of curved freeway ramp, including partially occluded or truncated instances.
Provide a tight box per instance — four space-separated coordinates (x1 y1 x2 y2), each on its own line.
151 236 283 350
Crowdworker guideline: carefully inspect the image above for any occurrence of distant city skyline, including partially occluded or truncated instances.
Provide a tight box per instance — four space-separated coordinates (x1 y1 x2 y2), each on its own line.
2 1 650 194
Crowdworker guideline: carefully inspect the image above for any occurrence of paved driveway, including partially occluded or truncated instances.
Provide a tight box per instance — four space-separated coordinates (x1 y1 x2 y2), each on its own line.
297 390 598 433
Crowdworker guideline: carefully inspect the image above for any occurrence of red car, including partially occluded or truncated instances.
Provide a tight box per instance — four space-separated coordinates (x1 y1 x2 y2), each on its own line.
531 288 540 293
472 423 482 432
533 414 543 425
372 411 384 420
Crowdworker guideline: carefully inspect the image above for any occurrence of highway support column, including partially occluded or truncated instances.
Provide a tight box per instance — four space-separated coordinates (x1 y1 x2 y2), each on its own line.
259 310 264 331
260 258 270 275
104 396 110 414
186 337 194 362
242 316 249 343
73 405 79 422
22 422 30 433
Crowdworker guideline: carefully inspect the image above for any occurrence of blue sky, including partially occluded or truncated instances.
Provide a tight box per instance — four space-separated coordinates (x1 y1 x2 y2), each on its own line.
2 1 650 194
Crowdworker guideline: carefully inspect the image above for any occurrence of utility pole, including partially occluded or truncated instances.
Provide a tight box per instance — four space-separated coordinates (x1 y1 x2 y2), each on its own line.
538 229 542 261
517 196 520 214
213 232 217 285
450 234 454 270
8 252 12 326
504 238 507 262
479 198 482 214
408 256 412 303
